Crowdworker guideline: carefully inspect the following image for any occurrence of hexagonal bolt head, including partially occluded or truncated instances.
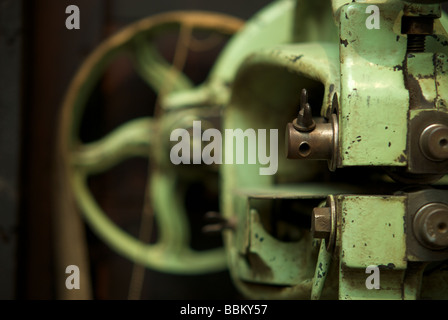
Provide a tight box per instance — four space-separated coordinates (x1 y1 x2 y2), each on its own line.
413 203 448 250
311 207 331 240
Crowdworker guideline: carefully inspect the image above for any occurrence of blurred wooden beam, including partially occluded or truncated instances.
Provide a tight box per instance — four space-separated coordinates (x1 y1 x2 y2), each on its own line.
0 0 23 300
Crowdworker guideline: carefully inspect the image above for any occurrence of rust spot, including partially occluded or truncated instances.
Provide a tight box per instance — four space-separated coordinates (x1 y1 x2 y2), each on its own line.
289 54 303 63
340 38 349 47
430 34 439 41
378 263 396 270
404 57 434 109
247 252 273 278
416 73 435 80
317 262 327 279
396 154 406 163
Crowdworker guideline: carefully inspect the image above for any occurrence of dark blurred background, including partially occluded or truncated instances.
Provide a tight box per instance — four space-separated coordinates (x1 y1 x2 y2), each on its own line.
0 0 271 300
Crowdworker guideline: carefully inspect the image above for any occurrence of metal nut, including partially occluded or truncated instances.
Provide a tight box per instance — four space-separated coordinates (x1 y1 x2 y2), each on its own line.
311 207 331 240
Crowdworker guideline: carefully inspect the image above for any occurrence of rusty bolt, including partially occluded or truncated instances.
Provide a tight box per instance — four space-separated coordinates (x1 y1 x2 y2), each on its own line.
413 203 448 250
311 207 331 240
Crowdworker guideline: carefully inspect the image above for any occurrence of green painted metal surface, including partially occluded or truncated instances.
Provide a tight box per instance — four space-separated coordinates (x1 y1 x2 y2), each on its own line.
339 195 407 269
311 239 332 300
337 195 407 299
223 184 351 299
339 1 409 167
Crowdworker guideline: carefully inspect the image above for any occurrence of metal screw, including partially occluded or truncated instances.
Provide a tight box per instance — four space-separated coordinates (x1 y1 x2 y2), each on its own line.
413 203 448 250
402 16 434 53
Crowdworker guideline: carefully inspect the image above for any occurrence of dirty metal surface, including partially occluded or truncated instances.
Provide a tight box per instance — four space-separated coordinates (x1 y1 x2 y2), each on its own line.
338 195 408 269
224 184 350 299
339 2 409 167
337 195 408 299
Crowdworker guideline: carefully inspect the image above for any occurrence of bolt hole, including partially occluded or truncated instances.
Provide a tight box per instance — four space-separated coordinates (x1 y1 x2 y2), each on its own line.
437 222 447 233
298 142 311 157
439 138 448 148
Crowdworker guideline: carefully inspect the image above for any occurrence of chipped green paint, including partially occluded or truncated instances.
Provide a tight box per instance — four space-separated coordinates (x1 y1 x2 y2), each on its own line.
237 208 315 286
338 195 407 269
406 53 438 107
337 195 408 300
311 239 332 300
435 53 448 110
339 2 409 166
224 184 353 299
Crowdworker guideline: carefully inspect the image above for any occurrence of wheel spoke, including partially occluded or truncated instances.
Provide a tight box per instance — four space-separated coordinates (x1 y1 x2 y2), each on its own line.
150 170 190 250
72 117 153 175
73 170 227 274
131 35 193 94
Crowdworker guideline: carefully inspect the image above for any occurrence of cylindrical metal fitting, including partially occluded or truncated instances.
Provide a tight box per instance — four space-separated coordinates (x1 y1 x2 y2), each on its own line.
419 123 448 161
286 121 334 160
413 202 448 250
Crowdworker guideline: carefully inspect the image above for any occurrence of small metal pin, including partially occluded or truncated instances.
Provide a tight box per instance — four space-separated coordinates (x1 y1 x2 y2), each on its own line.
202 211 236 235
293 88 316 132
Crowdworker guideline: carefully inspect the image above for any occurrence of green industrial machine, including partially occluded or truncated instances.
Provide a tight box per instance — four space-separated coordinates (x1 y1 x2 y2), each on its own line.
57 0 448 299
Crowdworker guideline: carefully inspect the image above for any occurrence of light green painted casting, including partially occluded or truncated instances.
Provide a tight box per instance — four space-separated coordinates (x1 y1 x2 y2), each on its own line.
339 1 409 166
337 195 407 299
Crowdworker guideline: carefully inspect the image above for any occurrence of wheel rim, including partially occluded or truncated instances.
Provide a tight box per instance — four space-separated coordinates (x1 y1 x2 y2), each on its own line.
57 11 244 274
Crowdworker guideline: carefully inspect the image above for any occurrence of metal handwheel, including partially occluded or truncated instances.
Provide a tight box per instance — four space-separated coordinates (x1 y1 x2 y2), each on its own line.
57 12 243 275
